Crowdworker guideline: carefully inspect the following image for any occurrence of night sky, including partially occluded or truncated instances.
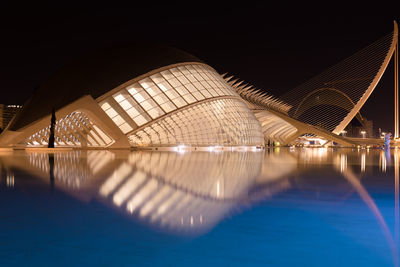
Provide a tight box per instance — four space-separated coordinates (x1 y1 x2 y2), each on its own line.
0 2 398 131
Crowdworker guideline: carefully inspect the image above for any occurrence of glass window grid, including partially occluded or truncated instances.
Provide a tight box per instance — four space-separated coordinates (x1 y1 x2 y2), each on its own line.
168 66 213 102
100 100 133 133
100 64 242 136
109 95 143 131
128 98 263 146
124 86 159 123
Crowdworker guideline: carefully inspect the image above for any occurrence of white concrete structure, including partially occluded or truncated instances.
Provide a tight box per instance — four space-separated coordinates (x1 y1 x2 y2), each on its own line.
0 46 263 148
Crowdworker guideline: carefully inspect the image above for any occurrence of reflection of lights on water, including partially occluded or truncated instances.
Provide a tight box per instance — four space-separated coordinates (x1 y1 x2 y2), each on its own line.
176 145 187 154
380 151 387 173
361 153 366 172
317 147 328 158
177 216 201 227
140 186 171 217
100 163 133 197
6 172 14 187
303 148 328 164
208 146 223 152
340 154 347 173
151 191 181 220
395 150 399 249
126 179 158 213
113 172 147 207
171 145 263 153
216 181 220 197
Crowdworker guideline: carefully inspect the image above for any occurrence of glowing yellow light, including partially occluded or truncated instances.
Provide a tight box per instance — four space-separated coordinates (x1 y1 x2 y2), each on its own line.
361 153 366 172
340 154 347 173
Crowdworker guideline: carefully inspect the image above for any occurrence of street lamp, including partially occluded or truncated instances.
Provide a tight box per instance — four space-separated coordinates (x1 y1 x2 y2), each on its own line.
360 130 366 138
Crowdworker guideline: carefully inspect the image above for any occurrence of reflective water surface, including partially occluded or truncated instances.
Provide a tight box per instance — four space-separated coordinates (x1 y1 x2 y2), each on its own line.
0 148 399 266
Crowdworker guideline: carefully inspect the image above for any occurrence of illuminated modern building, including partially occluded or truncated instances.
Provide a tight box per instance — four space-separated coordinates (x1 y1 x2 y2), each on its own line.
0 22 398 148
0 45 264 148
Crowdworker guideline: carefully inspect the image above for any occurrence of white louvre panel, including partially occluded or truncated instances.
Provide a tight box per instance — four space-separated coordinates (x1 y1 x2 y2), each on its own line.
23 111 114 147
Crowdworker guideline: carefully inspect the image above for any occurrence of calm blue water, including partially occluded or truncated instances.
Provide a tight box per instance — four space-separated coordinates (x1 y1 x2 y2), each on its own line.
0 148 399 266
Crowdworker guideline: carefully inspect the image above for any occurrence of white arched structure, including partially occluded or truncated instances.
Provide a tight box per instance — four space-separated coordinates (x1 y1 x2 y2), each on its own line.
333 21 398 134
0 53 264 149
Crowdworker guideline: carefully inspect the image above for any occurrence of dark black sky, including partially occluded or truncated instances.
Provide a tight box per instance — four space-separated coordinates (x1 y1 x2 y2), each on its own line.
0 2 398 131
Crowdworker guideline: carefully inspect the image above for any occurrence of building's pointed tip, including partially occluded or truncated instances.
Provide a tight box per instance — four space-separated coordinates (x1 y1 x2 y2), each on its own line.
224 75 234 81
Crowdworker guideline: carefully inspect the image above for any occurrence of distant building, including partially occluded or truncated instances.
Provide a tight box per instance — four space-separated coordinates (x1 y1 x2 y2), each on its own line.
0 104 22 132
363 119 373 138
344 118 374 138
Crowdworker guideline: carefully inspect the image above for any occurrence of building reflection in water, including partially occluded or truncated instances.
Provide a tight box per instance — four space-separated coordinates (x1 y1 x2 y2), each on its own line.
2 150 293 235
99 151 265 235
0 147 399 260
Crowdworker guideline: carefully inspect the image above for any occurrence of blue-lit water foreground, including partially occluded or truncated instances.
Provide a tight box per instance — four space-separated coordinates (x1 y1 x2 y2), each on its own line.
0 148 399 266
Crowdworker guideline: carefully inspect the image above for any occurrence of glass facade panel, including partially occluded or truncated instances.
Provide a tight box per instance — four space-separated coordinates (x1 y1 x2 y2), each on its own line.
105 107 118 118
160 102 176 113
175 86 189 97
192 91 205 101
146 85 162 97
134 115 148 126
119 99 133 110
140 99 157 111
101 101 133 134
153 94 169 105
182 93 196 104
172 97 187 108
147 106 164 119
126 107 140 118
120 123 133 133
